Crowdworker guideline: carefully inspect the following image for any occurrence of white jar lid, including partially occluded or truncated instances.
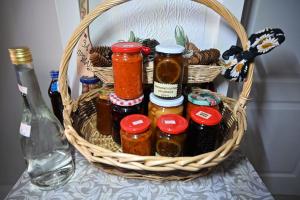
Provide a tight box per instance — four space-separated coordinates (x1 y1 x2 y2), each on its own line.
155 44 185 54
150 93 184 107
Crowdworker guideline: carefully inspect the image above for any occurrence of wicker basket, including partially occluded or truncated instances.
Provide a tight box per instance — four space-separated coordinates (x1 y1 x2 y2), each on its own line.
58 0 253 181
91 62 223 84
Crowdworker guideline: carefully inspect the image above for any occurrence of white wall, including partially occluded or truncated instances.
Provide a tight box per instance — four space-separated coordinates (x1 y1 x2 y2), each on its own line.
0 1 63 198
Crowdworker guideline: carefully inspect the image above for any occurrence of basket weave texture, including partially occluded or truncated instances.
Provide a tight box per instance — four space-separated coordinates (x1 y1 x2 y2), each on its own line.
58 0 253 180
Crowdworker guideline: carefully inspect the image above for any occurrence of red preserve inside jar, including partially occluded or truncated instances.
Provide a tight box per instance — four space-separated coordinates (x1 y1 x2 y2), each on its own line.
120 114 152 156
112 42 143 100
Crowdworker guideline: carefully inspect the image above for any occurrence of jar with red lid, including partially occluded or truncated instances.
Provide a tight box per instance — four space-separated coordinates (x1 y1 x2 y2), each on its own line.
186 89 222 121
112 42 144 100
109 93 144 145
120 114 152 156
156 114 188 157
185 107 222 156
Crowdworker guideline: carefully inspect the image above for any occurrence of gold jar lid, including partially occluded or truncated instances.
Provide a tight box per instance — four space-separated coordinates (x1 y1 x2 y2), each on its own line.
8 47 33 64
98 85 114 100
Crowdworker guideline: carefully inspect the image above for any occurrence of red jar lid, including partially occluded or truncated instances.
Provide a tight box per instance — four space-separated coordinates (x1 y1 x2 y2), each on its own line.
120 114 151 134
109 93 144 106
112 42 142 53
157 114 188 135
190 107 222 126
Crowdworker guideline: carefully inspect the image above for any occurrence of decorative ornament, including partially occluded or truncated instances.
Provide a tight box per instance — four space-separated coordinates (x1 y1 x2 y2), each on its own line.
222 28 285 82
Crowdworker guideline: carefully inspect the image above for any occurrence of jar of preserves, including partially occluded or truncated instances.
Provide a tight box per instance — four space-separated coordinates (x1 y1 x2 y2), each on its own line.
185 107 222 156
186 89 222 121
153 44 185 99
112 42 143 100
96 85 114 135
80 76 101 94
148 92 184 132
109 93 144 145
156 114 188 157
120 114 152 156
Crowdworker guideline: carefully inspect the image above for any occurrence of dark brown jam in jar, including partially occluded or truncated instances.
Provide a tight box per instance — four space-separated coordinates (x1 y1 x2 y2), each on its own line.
96 86 114 135
185 107 222 156
156 114 188 157
153 44 185 99
109 93 144 145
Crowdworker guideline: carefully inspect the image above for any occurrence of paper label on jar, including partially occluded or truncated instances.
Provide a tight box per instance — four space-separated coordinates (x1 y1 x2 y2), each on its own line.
196 111 212 119
164 120 176 125
20 123 31 137
18 84 28 95
154 82 178 98
132 120 143 125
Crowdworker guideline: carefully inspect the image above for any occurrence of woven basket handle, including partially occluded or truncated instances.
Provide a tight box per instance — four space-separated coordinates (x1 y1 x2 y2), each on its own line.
58 0 253 114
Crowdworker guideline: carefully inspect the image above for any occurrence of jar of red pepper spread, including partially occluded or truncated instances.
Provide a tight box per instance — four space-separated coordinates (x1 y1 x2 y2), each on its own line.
185 107 222 156
120 114 152 156
156 114 188 157
112 42 143 100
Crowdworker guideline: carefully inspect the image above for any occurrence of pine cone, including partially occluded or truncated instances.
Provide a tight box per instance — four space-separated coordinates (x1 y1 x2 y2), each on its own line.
187 42 200 52
186 42 202 65
89 52 111 67
197 48 220 65
90 46 112 64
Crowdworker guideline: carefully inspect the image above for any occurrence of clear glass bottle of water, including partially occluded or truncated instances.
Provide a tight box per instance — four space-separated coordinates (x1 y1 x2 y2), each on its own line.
8 47 74 190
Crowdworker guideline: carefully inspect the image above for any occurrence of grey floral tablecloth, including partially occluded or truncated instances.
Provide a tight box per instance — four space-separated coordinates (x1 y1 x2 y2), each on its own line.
5 150 273 200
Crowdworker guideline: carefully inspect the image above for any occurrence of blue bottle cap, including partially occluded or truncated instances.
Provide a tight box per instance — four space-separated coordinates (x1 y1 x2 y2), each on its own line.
50 70 59 79
80 76 100 84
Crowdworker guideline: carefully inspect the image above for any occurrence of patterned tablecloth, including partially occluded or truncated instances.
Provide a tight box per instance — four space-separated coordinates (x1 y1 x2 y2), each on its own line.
5 150 273 200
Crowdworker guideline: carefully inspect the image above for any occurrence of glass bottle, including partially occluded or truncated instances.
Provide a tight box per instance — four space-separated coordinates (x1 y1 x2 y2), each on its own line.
48 70 71 126
8 47 74 190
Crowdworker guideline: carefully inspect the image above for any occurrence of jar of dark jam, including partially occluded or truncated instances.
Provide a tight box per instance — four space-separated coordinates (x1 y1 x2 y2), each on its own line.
120 114 152 156
96 85 114 135
185 107 222 156
156 114 188 157
109 93 144 145
153 44 185 99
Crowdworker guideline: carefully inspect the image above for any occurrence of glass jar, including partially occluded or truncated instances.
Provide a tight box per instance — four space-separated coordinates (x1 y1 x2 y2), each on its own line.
96 85 114 135
156 114 188 157
185 107 222 156
112 42 143 100
148 93 184 140
80 76 101 94
186 89 222 121
153 44 185 99
120 114 152 156
110 93 144 145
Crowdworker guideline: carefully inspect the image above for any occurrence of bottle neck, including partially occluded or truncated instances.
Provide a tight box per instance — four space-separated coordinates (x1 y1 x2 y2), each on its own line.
14 62 46 111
